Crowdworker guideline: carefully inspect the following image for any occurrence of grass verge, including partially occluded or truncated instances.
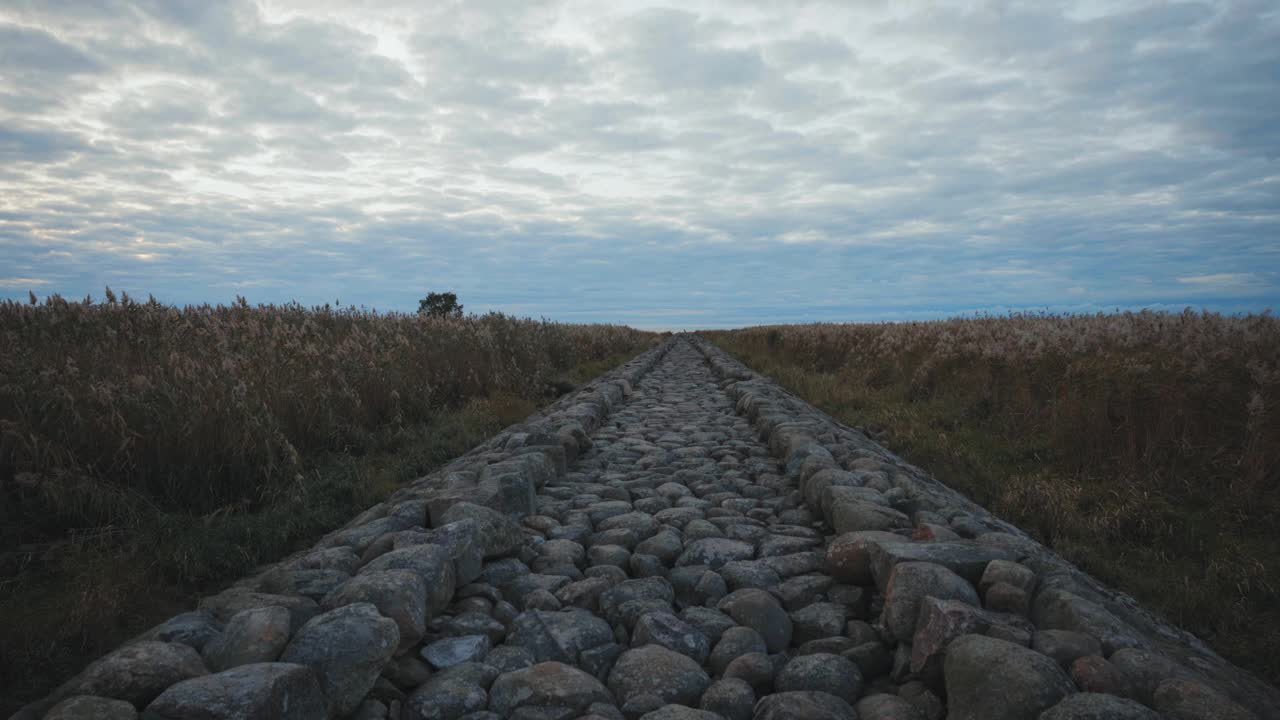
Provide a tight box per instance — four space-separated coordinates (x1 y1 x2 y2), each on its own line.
0 326 644 713
705 317 1278 687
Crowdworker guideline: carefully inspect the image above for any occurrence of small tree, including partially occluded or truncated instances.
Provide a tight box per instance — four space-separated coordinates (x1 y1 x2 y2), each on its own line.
418 291 464 318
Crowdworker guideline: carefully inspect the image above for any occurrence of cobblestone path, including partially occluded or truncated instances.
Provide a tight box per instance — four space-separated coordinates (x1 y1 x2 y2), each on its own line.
19 337 1279 720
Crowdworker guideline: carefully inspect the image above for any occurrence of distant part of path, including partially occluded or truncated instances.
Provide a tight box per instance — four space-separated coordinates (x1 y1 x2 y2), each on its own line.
13 335 1279 720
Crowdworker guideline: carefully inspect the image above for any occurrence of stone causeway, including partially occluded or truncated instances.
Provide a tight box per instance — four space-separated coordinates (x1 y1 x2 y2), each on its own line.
14 335 1280 720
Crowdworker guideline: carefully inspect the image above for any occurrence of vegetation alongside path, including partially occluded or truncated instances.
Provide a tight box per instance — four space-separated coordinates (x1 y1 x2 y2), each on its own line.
704 310 1280 687
0 293 655 711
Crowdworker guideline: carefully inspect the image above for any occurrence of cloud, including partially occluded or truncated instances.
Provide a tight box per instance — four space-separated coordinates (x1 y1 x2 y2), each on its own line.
1177 273 1261 286
0 0 1276 329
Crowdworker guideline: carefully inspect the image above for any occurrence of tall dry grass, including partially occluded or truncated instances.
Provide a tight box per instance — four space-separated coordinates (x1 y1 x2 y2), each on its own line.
705 309 1280 684
0 291 654 709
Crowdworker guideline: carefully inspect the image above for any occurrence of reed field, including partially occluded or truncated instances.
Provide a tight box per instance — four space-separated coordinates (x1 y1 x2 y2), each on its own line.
705 309 1280 686
0 291 655 709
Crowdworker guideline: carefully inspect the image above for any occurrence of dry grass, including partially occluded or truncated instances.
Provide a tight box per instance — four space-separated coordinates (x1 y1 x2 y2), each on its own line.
0 291 655 710
705 309 1280 685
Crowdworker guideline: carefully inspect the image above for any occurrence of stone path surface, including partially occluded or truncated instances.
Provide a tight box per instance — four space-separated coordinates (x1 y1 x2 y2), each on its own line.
15 337 1280 720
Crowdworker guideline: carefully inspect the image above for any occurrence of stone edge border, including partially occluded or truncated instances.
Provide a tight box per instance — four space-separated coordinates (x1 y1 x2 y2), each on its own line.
689 333 1280 720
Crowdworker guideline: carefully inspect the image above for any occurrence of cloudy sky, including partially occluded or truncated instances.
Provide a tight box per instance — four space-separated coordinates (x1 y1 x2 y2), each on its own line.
0 0 1277 328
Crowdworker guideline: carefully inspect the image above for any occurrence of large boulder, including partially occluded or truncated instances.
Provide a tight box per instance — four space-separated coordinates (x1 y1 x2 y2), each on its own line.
881 561 978 642
142 663 325 720
45 641 207 709
440 502 525 559
825 531 905 586
197 589 318 634
830 500 910 535
279 603 398 718
866 541 1018 589
361 543 456 614
943 634 1074 720
489 661 612 716
1031 588 1145 655
608 644 711 707
200 606 291 672
321 569 427 652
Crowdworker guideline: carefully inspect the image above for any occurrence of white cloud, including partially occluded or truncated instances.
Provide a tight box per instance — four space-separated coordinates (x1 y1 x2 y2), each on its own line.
0 0 1276 327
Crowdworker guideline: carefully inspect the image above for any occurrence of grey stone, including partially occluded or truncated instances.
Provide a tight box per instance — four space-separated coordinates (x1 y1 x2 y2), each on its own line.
198 589 319 634
279 602 399 718
882 561 979 642
638 706 722 720
441 502 525 559
486 645 537 674
716 588 793 652
411 519 486 585
830 500 910 535
200 606 290 672
855 694 923 720
384 654 433 689
489 662 612 716
775 653 863 704
679 607 737 644
630 553 668 579
867 541 1018 589
1040 693 1163 720
506 609 614 663
722 652 775 693
321 569 427 652
772 574 834 611
718 560 781 590
1031 589 1145 655
699 678 754 720
143 611 222 652
47 641 206 709
44 696 138 720
579 642 626 681
943 634 1074 720
708 626 769 675
599 577 675 625
789 602 847 645
141 663 325 720
440 611 507 643
402 662 497 720
1032 630 1102 668
607 644 711 708
422 635 491 669
556 577 614 611
1152 678 1257 720
753 691 858 720
676 538 755 569
632 612 710 664
635 530 684 565
825 531 905 586
589 544 632 569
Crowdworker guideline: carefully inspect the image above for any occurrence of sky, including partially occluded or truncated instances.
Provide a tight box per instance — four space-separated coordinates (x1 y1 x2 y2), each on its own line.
0 0 1277 330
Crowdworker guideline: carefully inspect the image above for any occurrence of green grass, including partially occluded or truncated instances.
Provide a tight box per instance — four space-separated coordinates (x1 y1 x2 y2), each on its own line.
707 336 1279 688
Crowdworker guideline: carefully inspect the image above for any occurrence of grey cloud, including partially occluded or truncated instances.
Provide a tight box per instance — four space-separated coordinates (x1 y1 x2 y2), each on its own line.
0 0 1276 328
0 22 102 76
